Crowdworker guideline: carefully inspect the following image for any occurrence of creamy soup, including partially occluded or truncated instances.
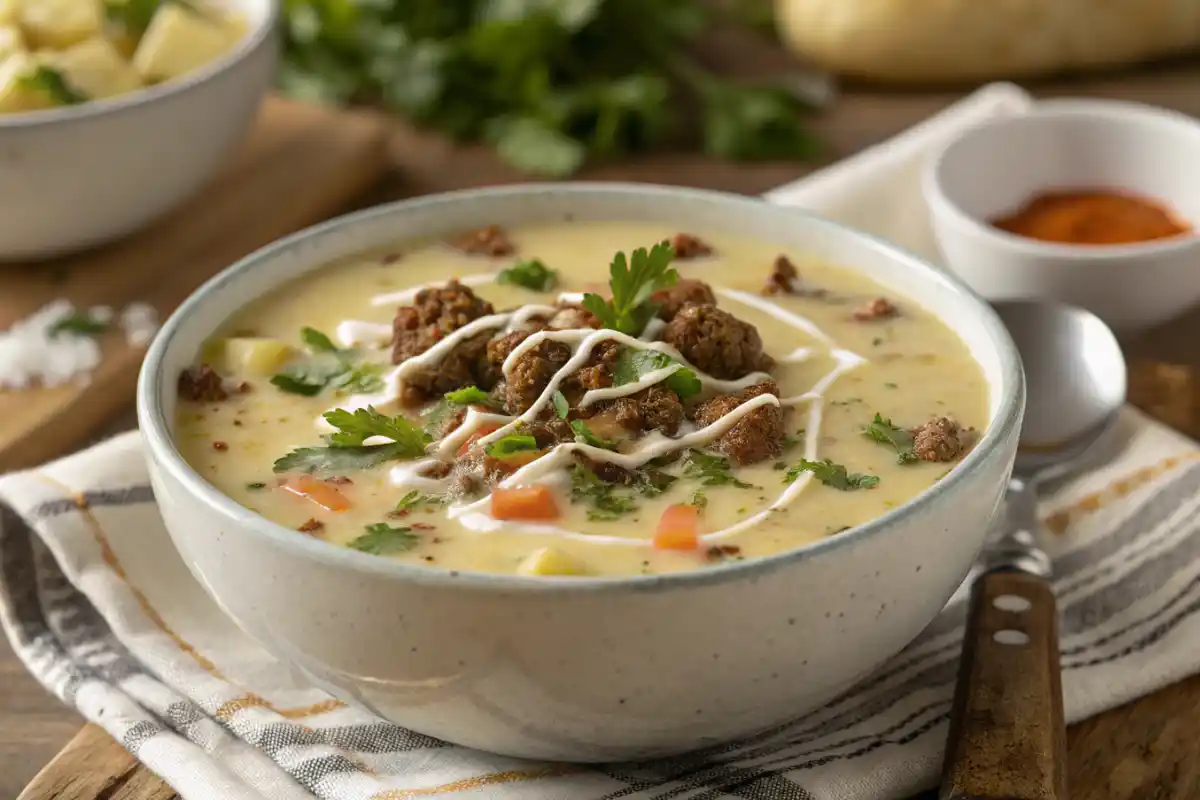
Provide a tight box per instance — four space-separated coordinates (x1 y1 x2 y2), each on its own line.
176 222 988 577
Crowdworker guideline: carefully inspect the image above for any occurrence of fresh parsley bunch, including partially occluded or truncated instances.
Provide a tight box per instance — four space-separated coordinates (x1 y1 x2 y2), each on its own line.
279 0 820 176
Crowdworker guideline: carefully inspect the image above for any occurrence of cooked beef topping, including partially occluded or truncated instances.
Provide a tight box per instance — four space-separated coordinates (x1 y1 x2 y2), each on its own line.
706 544 742 562
524 418 574 448
504 339 573 414
912 417 971 462
651 278 717 321
179 364 232 402
426 406 468 440
391 279 496 365
419 461 453 480
486 329 534 368
298 518 324 534
450 225 515 257
692 381 784 465
399 330 494 406
591 386 684 436
573 453 636 484
671 233 714 260
853 297 899 321
567 340 621 393
661 304 775 380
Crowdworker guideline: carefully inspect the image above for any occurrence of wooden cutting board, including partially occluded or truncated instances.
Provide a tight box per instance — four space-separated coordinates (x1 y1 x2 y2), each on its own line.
0 96 390 474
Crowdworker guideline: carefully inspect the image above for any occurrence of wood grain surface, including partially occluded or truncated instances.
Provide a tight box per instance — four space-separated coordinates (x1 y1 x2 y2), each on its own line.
9 37 1200 800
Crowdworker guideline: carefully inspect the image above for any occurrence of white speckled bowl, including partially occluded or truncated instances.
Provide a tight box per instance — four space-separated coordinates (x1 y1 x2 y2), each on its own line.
137 184 1024 762
0 0 278 261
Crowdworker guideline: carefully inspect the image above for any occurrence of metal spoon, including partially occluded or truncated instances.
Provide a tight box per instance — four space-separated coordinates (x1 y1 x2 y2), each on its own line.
939 300 1126 800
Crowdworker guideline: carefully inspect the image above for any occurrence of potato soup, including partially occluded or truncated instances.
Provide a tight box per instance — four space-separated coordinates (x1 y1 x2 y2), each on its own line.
175 222 987 578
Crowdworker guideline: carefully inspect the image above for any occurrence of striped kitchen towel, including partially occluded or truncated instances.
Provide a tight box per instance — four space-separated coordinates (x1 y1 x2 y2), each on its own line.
6 83 1200 799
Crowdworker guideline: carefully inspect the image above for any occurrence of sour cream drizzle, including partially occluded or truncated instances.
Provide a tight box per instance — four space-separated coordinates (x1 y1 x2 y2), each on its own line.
328 279 865 548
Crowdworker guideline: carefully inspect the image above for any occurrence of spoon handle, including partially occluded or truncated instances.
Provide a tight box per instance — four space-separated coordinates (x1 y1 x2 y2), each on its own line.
939 569 1067 800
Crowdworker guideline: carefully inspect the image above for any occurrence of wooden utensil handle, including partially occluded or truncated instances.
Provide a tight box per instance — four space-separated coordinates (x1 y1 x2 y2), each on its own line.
940 569 1068 800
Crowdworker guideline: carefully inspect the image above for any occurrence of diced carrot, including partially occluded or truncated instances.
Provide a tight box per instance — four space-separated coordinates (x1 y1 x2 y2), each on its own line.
491 485 561 521
494 449 545 471
282 475 352 513
458 424 501 456
653 504 700 550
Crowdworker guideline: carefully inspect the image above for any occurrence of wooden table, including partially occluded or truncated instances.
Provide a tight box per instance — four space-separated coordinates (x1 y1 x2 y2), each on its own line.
10 48 1200 799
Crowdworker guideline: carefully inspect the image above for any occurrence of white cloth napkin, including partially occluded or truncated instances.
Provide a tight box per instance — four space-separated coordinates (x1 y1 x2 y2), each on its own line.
5 82 1200 800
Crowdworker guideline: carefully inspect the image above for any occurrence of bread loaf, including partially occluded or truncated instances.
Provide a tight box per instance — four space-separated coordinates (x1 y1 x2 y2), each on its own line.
775 0 1200 84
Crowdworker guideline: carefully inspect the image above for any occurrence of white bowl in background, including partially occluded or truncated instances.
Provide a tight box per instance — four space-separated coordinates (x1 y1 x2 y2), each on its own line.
924 99 1200 333
0 0 278 261
138 184 1023 761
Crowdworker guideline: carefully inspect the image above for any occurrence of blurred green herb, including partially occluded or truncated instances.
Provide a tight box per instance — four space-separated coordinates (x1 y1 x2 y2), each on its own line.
278 0 818 176
18 67 87 106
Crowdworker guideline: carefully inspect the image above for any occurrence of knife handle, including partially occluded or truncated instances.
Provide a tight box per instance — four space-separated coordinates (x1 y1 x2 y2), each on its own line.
940 569 1067 800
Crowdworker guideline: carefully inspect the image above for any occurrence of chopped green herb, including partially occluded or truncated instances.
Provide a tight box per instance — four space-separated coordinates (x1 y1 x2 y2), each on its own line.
300 326 339 352
884 382 898 389
245 482 267 490
48 311 109 339
570 463 638 521
872 337 884 347
486 434 539 459
497 259 558 291
636 469 677 496
349 523 419 555
571 419 617 450
273 407 430 475
772 461 787 471
682 450 755 489
444 385 497 407
784 458 879 491
581 242 678 336
18 66 87 105
862 413 918 464
690 490 708 508
395 490 441 512
611 347 702 399
271 327 385 396
551 390 570 419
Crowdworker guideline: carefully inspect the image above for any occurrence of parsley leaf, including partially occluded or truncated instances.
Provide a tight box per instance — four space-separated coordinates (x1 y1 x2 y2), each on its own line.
551 390 570 419
496 258 559 291
18 66 87 106
570 463 637 521
571 419 617 450
273 407 430 475
862 413 918 464
486 434 539 459
349 523 419 555
682 450 755 489
581 242 678 335
271 327 385 397
395 490 442 512
612 347 702 399
444 385 498 407
48 311 109 339
784 458 879 491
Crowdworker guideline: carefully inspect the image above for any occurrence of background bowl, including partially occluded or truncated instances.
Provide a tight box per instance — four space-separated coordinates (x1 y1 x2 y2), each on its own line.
0 0 278 261
924 99 1200 333
138 184 1023 761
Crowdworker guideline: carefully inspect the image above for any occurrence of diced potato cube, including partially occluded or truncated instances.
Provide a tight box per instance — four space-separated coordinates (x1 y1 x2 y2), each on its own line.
223 338 296 376
44 37 141 99
0 24 24 59
0 53 53 113
19 0 103 49
132 4 237 83
517 547 588 577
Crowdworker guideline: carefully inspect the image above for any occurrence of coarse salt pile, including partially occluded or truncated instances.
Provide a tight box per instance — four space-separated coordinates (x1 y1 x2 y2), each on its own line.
0 299 160 390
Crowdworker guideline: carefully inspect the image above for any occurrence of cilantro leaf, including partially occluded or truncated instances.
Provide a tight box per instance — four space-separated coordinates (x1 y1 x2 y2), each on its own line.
863 413 918 464
682 450 755 489
445 385 498 406
570 463 637 521
486 434 539 458
273 443 413 475
301 326 339 352
349 523 419 555
18 66 87 106
48 311 109 339
581 242 678 335
323 407 430 451
273 407 430 475
271 328 384 397
395 490 442 512
784 458 879 491
571 419 617 450
612 347 702 399
551 390 570 419
497 258 558 291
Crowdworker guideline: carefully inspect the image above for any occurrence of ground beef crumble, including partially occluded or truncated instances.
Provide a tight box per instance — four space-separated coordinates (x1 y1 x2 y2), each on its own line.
912 416 972 462
692 381 785 465
298 518 324 534
504 339 573 414
763 255 800 295
662 304 775 380
591 386 683 436
450 225 514 257
671 233 714 260
651 279 716 321
392 280 498 403
179 364 231 402
853 297 899 321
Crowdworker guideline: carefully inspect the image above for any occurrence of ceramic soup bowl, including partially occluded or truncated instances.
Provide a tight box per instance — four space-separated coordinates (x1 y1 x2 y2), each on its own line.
138 184 1023 762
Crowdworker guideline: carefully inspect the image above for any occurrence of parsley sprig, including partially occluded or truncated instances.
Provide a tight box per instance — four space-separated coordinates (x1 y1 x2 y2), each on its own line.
682 450 755 489
862 413 918 464
569 463 676 521
271 327 385 397
349 522 418 555
570 420 617 450
784 458 879 491
582 242 678 335
273 407 430 475
18 66 87 106
497 259 557 292
612 347 702 399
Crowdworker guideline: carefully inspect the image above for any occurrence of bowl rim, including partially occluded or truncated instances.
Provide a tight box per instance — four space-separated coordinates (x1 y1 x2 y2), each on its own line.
923 97 1200 262
0 0 279 129
137 182 1024 594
